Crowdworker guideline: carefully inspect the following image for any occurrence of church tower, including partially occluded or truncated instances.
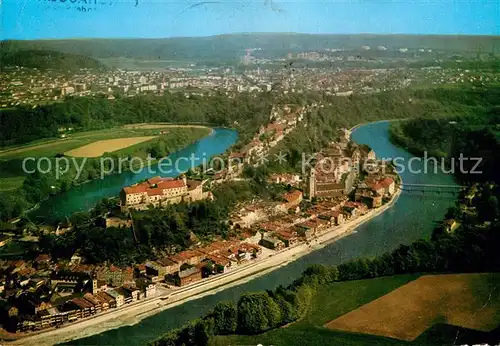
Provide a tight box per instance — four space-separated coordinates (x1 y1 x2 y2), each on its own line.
306 168 316 200
91 275 98 294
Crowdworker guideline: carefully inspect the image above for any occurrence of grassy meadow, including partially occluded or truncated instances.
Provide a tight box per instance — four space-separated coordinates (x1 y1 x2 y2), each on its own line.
211 273 500 346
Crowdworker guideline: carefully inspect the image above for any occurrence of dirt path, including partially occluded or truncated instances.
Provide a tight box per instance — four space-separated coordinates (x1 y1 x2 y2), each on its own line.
122 123 210 130
0 139 79 157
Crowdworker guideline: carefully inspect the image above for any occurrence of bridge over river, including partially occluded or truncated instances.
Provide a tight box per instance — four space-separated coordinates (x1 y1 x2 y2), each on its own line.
399 183 466 195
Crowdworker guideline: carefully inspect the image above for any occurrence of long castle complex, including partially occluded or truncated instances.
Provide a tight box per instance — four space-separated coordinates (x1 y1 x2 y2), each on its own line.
120 175 211 211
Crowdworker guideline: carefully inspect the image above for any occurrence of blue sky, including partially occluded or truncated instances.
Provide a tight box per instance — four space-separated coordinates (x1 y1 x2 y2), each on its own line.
2 0 499 40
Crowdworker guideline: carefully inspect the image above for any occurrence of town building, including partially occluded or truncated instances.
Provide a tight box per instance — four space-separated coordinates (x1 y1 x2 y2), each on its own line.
95 266 133 287
174 266 202 287
259 235 285 250
120 176 210 211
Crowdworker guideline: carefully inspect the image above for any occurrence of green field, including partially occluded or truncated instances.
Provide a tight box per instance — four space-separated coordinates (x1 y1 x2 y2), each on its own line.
0 126 208 159
0 125 211 191
211 274 500 346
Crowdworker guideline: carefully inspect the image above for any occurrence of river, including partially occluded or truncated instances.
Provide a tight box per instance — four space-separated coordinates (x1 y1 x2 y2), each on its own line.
55 120 458 345
29 128 238 223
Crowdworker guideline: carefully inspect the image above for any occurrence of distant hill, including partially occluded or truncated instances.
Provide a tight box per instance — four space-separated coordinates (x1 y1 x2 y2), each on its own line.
0 49 107 71
2 33 499 62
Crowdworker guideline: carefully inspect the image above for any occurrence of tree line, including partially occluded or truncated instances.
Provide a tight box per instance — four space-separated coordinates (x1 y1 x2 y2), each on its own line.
0 49 106 72
389 98 500 184
0 92 272 147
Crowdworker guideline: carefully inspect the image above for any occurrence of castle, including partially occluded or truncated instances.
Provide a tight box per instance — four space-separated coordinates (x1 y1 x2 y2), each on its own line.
119 175 210 211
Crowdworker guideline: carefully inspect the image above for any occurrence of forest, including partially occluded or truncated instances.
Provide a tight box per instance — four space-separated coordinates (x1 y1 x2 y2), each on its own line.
389 90 500 184
0 50 106 72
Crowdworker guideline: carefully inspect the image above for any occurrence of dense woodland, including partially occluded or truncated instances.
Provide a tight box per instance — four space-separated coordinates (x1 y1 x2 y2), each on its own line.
389 89 500 184
0 50 106 72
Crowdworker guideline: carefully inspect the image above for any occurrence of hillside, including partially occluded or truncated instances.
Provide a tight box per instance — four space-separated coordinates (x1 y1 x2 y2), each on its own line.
2 34 499 61
0 49 106 71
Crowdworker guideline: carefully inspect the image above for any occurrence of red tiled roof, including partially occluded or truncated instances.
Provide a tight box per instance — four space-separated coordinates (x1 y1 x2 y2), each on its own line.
229 152 245 159
124 183 148 195
147 188 163 196
157 179 185 190
35 254 50 262
275 230 295 240
147 176 163 185
379 177 394 188
283 190 302 203
71 297 94 309
123 177 185 196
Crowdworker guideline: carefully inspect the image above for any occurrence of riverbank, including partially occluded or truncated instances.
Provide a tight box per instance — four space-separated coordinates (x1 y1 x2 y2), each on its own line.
7 185 402 346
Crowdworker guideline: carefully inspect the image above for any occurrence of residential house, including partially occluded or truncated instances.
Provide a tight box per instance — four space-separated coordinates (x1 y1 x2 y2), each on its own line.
379 177 396 195
174 266 202 287
268 173 301 186
259 235 285 250
443 219 459 232
83 293 103 313
65 297 96 319
119 176 207 211
145 283 156 298
146 258 180 279
319 210 345 226
281 190 303 210
35 307 65 329
94 291 116 309
365 181 385 197
95 266 133 287
105 288 125 307
176 250 205 266
34 254 51 269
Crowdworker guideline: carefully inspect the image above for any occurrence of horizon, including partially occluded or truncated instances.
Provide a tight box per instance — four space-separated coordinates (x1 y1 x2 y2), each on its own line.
2 0 499 40
3 31 500 42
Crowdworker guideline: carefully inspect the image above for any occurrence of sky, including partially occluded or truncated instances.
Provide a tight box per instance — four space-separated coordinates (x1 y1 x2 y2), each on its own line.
2 0 499 40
